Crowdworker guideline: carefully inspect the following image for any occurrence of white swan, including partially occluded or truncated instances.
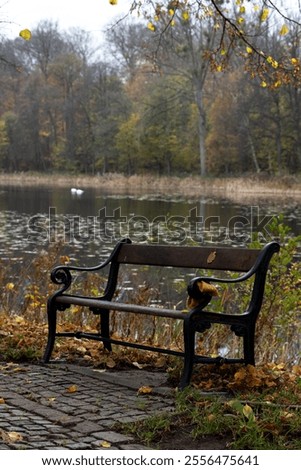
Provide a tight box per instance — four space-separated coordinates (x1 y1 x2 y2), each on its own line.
71 188 84 195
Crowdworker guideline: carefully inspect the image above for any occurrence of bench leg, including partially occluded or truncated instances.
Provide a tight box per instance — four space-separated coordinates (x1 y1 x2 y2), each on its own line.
243 324 255 365
179 317 195 390
100 310 112 352
43 298 57 363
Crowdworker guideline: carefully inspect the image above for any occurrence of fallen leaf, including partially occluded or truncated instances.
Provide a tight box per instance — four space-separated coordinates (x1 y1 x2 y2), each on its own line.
207 414 215 422
66 384 78 393
0 398 5 404
100 440 111 448
155 356 167 368
12 367 26 373
292 365 301 375
281 411 295 421
8 431 23 442
0 429 23 443
14 316 25 324
132 361 144 369
137 385 153 395
207 250 216 264
106 357 116 368
243 404 254 420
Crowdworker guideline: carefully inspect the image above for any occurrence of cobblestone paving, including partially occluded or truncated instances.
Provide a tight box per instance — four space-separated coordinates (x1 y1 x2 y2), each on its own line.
0 362 175 450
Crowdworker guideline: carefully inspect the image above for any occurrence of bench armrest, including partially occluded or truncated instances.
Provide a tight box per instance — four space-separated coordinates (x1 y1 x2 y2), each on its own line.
50 238 131 293
187 241 280 309
188 270 254 291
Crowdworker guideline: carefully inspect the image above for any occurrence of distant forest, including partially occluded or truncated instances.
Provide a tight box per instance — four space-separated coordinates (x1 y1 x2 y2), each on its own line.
0 12 301 176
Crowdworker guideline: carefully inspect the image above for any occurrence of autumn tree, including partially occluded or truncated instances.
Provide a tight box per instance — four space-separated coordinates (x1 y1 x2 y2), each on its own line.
127 0 301 84
108 0 301 175
105 20 152 83
1 3 301 176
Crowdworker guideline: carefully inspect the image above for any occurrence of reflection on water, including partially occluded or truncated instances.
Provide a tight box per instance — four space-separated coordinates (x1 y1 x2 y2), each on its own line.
0 185 300 264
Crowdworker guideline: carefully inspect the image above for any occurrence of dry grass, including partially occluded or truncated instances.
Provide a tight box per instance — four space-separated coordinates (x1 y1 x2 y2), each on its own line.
0 172 301 201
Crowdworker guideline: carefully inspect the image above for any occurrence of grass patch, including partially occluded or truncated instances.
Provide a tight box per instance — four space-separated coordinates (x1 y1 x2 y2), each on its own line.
117 382 301 450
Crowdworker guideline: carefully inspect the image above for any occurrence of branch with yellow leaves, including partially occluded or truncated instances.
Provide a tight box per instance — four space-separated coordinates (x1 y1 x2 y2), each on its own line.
208 0 300 86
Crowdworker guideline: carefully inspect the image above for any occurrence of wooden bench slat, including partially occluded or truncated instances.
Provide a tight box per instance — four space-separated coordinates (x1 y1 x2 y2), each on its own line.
116 243 260 272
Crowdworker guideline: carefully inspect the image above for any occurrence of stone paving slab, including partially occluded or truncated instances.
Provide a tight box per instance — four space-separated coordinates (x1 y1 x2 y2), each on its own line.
0 362 175 450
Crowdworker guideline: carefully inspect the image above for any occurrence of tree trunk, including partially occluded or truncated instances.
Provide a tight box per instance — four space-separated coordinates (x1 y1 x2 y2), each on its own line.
195 88 206 176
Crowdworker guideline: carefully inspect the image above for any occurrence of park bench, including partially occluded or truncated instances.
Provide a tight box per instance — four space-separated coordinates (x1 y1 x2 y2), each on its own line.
43 238 280 389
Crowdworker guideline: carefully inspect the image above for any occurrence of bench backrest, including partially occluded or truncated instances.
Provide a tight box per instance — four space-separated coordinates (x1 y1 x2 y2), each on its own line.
107 240 279 316
115 243 261 272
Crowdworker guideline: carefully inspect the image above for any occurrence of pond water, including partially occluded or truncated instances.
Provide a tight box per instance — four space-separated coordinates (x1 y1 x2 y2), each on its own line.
0 184 300 264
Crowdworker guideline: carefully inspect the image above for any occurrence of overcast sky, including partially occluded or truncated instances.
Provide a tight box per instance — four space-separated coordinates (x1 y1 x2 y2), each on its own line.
1 0 132 39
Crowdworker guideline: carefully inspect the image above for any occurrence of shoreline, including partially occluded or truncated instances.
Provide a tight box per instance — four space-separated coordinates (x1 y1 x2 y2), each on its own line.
0 172 301 201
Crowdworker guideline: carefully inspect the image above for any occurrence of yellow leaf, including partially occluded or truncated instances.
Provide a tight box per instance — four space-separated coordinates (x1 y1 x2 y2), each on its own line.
66 384 78 393
0 397 5 404
100 440 111 448
138 385 153 395
246 46 253 54
109 0 118 4
14 316 25 324
272 60 278 69
243 404 254 419
182 11 189 21
168 9 175 16
291 58 299 65
266 56 278 69
19 29 32 41
279 24 289 36
220 49 227 56
273 80 282 88
7 431 23 442
237 17 244 24
147 22 156 32
260 8 269 22
60 255 70 264
5 282 14 290
234 368 246 382
239 6 246 14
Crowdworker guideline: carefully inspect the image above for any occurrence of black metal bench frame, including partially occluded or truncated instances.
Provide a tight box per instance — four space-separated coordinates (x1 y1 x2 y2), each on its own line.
43 239 280 389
